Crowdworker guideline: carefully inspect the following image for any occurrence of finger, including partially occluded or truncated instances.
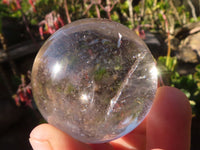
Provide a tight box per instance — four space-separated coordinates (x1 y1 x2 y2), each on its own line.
90 143 114 150
110 112 147 150
29 123 92 150
121 117 147 149
146 86 192 150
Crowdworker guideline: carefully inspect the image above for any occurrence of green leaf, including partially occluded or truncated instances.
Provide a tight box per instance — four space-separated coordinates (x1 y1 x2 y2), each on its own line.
189 100 196 107
195 64 200 72
134 5 140 13
194 72 200 82
197 82 200 89
30 19 38 25
180 89 191 99
94 67 107 81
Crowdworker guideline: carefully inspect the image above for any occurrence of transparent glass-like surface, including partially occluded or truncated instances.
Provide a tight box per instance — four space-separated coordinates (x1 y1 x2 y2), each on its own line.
31 18 157 143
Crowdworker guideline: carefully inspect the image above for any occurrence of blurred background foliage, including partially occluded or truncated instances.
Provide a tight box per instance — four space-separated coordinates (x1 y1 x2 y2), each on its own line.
1 0 199 36
157 56 200 116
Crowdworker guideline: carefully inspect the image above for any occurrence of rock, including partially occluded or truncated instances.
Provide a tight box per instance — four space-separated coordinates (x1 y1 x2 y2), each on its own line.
171 22 200 63
177 32 200 63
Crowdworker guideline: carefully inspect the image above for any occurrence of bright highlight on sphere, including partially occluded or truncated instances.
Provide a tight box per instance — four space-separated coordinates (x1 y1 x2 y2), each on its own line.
31 18 158 143
52 62 62 78
150 66 158 79
80 93 90 104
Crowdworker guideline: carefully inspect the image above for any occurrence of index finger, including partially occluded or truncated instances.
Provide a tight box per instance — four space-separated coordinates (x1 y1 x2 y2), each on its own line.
146 86 192 150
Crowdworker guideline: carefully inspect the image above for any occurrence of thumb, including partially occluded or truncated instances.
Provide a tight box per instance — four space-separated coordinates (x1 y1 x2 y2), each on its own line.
29 123 91 150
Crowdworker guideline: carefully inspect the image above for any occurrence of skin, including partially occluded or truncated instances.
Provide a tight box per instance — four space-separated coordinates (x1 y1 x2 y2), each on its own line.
29 86 192 150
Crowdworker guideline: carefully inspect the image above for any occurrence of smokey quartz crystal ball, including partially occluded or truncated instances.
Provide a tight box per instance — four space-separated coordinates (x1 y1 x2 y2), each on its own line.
31 18 158 143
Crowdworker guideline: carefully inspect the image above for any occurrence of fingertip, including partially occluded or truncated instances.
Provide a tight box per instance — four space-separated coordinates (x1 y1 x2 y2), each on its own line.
156 86 192 115
30 123 91 150
147 86 192 150
153 86 192 126
30 123 50 139
29 137 52 150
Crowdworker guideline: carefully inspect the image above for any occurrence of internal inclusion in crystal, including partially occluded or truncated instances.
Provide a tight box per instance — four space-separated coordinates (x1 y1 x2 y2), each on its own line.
31 18 158 143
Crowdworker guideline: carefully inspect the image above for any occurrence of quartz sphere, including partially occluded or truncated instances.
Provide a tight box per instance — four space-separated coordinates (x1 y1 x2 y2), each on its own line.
31 18 157 143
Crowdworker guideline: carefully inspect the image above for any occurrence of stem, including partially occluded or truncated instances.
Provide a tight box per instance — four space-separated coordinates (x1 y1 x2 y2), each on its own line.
64 0 71 23
169 0 182 25
141 0 145 19
0 33 18 75
162 13 171 67
83 3 93 15
153 0 157 7
21 10 36 43
166 31 171 67
95 4 101 18
0 33 6 50
99 0 117 20
106 0 112 20
187 0 197 21
199 0 200 15
128 0 134 28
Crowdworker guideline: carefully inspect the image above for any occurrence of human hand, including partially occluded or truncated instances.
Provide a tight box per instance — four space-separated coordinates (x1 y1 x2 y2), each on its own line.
29 86 192 150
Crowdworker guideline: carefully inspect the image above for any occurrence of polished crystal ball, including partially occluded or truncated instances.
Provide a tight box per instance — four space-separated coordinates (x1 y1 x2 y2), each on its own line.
32 18 157 143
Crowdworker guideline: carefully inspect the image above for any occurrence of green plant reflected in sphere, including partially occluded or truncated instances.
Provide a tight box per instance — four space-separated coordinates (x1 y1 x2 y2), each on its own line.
31 18 157 143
